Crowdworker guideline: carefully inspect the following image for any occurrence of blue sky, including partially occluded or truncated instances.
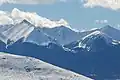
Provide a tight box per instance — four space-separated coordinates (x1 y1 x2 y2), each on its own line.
0 0 120 30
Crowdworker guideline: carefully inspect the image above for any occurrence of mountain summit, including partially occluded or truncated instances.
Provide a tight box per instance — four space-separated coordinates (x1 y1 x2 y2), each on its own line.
0 8 70 28
79 31 118 52
100 25 120 40
0 19 34 44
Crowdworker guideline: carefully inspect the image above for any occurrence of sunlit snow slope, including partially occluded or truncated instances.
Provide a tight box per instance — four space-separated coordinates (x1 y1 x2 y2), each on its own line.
0 52 92 80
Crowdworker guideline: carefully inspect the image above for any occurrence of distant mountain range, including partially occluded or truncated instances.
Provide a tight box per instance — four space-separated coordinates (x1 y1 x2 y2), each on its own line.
1 19 120 46
1 8 120 80
0 8 120 45
0 28 120 80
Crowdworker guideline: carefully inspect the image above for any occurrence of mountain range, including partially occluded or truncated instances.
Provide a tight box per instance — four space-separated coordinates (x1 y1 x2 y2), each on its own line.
1 8 120 80
1 19 120 46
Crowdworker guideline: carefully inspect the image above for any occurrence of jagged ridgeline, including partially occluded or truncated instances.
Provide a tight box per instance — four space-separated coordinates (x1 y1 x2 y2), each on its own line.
0 8 120 80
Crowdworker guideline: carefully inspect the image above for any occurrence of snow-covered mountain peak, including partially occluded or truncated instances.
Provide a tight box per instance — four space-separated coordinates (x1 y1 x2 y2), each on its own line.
0 19 35 44
99 25 120 41
0 8 79 45
0 8 70 29
19 19 33 26
82 31 111 41
11 8 21 17
78 31 114 51
101 25 115 31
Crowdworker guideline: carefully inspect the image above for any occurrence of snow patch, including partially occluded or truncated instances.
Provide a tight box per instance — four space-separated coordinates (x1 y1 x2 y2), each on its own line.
0 8 71 29
0 52 92 80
